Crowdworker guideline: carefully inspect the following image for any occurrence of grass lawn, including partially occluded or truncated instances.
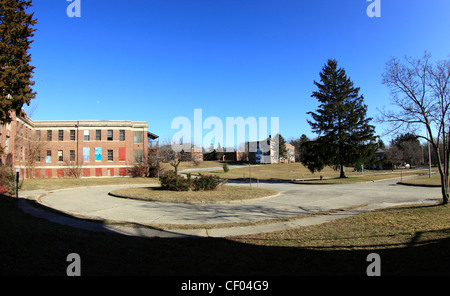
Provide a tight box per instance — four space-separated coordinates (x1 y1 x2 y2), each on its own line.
190 162 429 183
293 171 431 184
400 173 442 186
1 193 448 276
20 177 159 191
160 160 224 171
19 162 433 192
110 185 279 204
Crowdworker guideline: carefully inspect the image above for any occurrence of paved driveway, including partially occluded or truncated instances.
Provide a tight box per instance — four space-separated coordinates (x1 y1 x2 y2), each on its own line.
33 177 441 227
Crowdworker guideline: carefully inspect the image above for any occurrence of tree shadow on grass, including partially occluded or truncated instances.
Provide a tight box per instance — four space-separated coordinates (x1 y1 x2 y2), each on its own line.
1 195 449 276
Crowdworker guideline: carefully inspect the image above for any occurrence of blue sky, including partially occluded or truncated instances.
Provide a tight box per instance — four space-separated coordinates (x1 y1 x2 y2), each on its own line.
25 0 450 146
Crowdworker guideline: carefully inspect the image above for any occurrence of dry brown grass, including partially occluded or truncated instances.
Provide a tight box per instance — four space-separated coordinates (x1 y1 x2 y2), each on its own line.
110 185 278 204
190 162 428 183
231 203 450 250
400 173 442 186
21 177 159 191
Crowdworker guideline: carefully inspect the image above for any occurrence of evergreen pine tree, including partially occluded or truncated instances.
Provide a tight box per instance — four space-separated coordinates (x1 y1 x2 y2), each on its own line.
304 59 376 178
0 0 37 123
274 133 288 163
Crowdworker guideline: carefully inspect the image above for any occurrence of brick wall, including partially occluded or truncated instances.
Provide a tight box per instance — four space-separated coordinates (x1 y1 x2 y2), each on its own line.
0 113 157 178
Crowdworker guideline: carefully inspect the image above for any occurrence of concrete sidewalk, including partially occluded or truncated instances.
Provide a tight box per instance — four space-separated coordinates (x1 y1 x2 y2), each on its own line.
17 177 441 239
17 195 384 239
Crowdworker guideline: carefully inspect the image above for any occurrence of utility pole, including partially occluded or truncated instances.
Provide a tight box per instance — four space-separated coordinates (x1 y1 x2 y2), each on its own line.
428 141 432 178
249 162 252 189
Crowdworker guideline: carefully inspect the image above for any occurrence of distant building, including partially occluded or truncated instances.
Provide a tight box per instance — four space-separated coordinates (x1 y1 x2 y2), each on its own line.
280 143 296 163
244 139 295 164
0 111 158 178
190 145 204 163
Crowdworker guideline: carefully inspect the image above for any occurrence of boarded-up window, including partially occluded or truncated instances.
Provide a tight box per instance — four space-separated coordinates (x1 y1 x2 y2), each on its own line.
95 147 102 161
119 168 127 176
83 147 90 161
119 147 126 161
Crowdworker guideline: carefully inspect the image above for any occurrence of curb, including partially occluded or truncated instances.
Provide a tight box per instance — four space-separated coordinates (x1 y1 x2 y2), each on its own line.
397 182 440 188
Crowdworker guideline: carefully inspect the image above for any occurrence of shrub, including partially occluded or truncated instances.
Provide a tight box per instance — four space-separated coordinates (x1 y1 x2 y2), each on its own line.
192 173 221 191
159 171 221 191
159 171 191 191
223 162 229 172
0 165 15 194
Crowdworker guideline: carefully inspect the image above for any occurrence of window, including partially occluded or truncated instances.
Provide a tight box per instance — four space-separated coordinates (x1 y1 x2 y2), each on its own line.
36 130 41 141
70 150 75 161
35 151 40 162
70 130 76 141
134 130 143 143
47 130 52 141
119 130 125 141
84 130 90 141
107 149 113 161
96 130 101 141
95 147 102 161
46 150 51 163
58 150 63 162
83 148 90 161
134 150 144 163
58 130 64 141
107 130 113 141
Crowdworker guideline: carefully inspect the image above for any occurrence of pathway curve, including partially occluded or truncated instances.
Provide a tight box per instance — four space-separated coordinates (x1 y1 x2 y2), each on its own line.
18 176 441 238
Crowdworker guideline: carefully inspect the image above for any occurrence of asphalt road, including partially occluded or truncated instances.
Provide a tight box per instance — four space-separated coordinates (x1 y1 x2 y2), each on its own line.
31 177 441 226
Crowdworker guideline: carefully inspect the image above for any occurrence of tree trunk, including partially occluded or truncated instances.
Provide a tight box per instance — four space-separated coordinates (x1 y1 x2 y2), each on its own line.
438 169 449 205
339 164 346 178
435 152 449 205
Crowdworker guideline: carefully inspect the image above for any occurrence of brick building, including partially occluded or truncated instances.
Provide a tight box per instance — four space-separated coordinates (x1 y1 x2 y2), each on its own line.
0 112 158 178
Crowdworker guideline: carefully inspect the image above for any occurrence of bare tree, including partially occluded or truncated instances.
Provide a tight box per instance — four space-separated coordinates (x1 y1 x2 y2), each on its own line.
25 138 47 178
158 137 192 174
379 52 450 204
63 158 84 178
